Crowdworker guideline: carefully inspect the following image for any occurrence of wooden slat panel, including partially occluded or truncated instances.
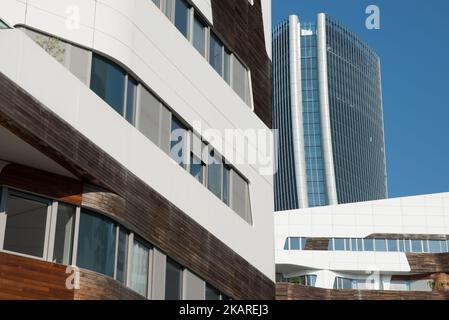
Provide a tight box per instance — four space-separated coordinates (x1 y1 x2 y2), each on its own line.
0 71 275 300
276 283 449 300
0 163 82 205
407 253 449 273
304 238 329 251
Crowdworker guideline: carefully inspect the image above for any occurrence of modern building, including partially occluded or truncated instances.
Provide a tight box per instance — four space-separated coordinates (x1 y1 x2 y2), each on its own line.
275 192 449 299
0 0 275 300
273 14 388 211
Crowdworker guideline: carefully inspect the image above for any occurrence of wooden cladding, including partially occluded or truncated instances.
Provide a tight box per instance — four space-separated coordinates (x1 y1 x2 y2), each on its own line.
0 251 142 300
0 72 275 300
276 283 449 300
407 253 449 273
304 238 329 251
0 163 82 205
211 0 272 128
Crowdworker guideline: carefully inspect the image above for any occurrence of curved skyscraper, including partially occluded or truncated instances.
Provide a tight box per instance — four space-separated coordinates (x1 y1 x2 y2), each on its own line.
273 13 388 210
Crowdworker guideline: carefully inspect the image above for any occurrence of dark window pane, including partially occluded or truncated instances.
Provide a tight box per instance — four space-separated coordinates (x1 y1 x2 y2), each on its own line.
4 194 48 258
189 154 203 183
284 238 289 250
223 49 231 84
306 275 317 287
165 258 183 300
116 228 128 284
170 117 187 167
222 165 230 205
193 15 205 55
53 203 76 264
152 0 161 8
174 0 189 38
90 54 126 115
205 283 220 300
207 150 222 199
77 211 116 277
209 32 223 75
125 77 137 124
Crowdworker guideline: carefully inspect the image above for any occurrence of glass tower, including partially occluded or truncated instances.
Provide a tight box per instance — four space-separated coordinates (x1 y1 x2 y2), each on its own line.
273 14 387 211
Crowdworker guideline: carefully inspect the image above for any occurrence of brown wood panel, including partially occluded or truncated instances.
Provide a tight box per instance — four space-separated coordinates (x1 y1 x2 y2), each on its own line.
81 183 126 223
0 71 275 300
0 252 145 300
406 253 449 273
0 163 82 205
211 0 272 128
276 283 449 300
304 238 329 251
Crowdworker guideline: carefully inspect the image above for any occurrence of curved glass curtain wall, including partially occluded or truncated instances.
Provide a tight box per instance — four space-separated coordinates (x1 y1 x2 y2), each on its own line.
0 187 229 300
325 16 387 204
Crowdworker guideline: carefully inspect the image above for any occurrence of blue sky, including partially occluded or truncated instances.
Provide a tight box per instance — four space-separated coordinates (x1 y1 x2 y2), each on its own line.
272 0 449 198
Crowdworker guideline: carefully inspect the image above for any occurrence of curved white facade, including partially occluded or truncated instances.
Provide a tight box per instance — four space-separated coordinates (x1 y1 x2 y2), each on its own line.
0 0 274 280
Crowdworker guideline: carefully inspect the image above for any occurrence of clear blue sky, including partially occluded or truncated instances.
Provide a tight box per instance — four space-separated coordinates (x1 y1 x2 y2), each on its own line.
272 0 449 198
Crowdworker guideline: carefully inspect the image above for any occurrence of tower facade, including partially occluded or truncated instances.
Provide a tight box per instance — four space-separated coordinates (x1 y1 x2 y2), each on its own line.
273 14 387 211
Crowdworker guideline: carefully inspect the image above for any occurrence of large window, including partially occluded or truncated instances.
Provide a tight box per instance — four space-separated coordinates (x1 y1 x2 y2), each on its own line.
192 15 206 56
3 194 50 258
53 203 76 264
165 258 183 300
76 210 116 277
230 169 252 223
207 150 223 199
174 0 190 38
90 54 126 115
115 227 128 284
209 32 223 75
130 238 150 297
170 116 188 167
232 57 251 106
334 277 354 290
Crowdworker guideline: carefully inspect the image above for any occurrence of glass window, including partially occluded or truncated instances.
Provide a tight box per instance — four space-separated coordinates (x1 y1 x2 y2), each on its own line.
130 239 150 297
137 87 161 146
399 239 405 252
207 150 223 199
230 169 251 223
222 165 231 205
364 239 374 251
125 77 137 124
232 56 250 106
90 54 126 115
170 117 188 167
428 240 443 253
422 240 429 253
53 203 76 264
205 283 221 300
115 228 128 284
411 240 423 253
152 0 161 9
0 19 8 29
189 153 204 183
305 275 317 287
345 238 351 251
405 239 411 252
442 240 448 253
290 238 300 250
375 239 387 252
164 0 174 20
192 15 206 56
3 194 49 258
328 239 334 250
174 0 189 38
357 238 363 251
351 238 357 251
209 32 223 75
284 238 289 250
334 277 353 290
77 210 116 277
334 238 345 251
165 258 183 300
223 49 231 84
387 239 398 252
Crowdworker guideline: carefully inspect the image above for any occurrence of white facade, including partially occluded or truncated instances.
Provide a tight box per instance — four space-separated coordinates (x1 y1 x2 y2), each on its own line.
276 192 449 290
0 0 274 280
